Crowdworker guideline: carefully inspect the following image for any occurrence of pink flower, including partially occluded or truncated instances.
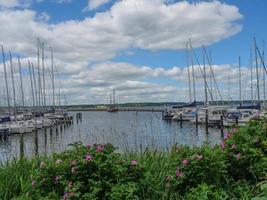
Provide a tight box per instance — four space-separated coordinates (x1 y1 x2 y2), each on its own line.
56 159 62 164
224 133 230 140
40 161 46 168
86 144 91 148
176 167 184 177
54 176 60 183
63 192 75 200
182 159 189 166
71 167 76 174
236 153 241 160
85 155 92 161
63 193 68 200
220 141 225 150
231 128 237 134
96 146 103 153
231 143 237 149
131 160 137 166
31 180 36 187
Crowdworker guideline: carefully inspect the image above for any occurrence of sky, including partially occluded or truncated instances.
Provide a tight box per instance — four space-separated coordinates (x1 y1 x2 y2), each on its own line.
0 0 266 105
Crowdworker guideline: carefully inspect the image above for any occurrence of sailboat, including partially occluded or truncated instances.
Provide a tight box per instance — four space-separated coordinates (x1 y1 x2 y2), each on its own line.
107 89 119 112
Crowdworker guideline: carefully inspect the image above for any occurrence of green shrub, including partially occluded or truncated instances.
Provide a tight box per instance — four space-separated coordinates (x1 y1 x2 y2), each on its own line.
0 119 266 200
29 143 144 199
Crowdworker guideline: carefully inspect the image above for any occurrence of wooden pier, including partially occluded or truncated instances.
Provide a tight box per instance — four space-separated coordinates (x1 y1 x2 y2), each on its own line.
67 108 164 112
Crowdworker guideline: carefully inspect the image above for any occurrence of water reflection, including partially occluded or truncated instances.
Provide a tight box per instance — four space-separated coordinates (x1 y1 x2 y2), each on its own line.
0 111 224 161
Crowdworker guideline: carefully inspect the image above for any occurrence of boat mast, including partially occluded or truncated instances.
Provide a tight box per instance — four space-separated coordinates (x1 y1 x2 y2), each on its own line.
37 38 42 108
202 46 208 107
50 47 55 110
256 46 267 107
262 40 266 101
9 51 17 120
18 57 25 108
203 46 222 102
238 56 242 106
1 45 11 115
227 68 230 106
189 39 196 102
113 89 116 106
31 63 38 108
250 48 253 103
209 50 213 103
58 86 61 107
186 43 192 103
28 60 35 108
254 38 261 106
42 43 46 108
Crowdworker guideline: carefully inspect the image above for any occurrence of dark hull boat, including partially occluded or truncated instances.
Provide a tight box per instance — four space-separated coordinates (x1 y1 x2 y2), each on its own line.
107 106 119 112
172 101 197 109
237 103 260 110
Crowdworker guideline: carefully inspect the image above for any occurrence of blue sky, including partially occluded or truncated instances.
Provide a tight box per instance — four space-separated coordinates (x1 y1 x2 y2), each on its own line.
0 0 266 104
31 0 267 67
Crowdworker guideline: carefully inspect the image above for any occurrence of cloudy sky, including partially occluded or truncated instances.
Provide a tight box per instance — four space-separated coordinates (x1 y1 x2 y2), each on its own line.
0 0 266 105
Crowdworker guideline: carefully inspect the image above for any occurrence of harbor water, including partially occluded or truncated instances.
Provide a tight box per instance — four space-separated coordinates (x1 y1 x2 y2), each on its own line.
0 111 224 162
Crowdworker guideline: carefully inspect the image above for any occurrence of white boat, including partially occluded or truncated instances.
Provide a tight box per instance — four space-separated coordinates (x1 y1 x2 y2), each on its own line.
0 124 10 135
172 109 196 121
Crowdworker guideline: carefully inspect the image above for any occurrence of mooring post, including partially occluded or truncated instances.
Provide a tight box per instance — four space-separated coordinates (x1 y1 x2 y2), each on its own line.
220 115 224 138
19 134 24 159
196 112 198 129
235 116 239 125
34 130 38 157
205 110 208 134
180 113 183 128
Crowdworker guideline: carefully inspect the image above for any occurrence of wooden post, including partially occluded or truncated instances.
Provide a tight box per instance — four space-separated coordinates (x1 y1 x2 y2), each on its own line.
205 110 209 134
235 116 239 125
34 130 38 157
220 115 224 138
180 113 183 128
19 134 24 159
196 112 198 129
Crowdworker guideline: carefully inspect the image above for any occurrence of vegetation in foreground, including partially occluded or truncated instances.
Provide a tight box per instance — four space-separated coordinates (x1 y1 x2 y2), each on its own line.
0 119 266 200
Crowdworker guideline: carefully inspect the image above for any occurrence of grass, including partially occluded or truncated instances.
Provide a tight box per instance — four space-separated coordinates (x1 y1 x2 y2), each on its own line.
0 118 266 200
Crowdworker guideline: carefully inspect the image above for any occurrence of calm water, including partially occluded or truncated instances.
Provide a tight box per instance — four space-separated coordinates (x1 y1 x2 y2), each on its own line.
0 111 223 161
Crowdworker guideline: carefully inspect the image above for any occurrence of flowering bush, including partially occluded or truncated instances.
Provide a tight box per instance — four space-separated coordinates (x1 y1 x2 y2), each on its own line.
29 143 144 199
1 119 266 200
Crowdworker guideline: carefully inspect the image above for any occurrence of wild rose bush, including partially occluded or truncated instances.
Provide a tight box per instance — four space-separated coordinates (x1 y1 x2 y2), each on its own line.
2 119 266 200
29 143 144 199
138 119 267 199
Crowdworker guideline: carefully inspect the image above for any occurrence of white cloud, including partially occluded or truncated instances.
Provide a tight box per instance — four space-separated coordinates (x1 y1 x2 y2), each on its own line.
0 0 31 8
0 0 245 104
55 61 264 104
0 0 242 62
0 57 265 105
86 0 112 11
0 0 20 7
